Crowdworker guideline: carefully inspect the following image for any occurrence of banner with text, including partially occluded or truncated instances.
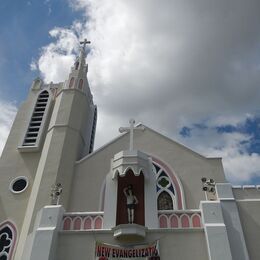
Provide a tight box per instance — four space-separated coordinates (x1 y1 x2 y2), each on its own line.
95 240 160 259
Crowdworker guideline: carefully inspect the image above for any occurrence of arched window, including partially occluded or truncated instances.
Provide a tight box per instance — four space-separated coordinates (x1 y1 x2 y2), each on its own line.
69 77 74 88
22 90 49 147
78 79 83 90
0 221 17 260
75 61 79 70
157 191 173 210
152 162 177 210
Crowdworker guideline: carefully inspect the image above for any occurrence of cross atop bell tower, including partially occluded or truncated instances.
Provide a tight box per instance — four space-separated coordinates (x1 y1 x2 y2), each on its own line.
80 38 91 51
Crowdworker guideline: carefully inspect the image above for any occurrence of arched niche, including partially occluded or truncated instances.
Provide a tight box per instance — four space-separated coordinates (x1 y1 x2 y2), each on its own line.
116 169 145 226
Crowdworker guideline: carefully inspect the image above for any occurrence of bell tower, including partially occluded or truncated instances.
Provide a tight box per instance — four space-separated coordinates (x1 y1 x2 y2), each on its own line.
0 39 97 259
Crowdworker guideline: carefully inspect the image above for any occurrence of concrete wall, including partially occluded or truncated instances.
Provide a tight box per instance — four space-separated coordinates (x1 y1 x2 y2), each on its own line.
236 200 260 260
57 229 208 260
0 89 53 230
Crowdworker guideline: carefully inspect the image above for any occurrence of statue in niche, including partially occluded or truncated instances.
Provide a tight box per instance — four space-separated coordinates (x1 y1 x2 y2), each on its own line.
123 184 138 224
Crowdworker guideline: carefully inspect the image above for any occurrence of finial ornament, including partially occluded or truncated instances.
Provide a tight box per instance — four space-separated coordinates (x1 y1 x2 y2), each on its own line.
119 119 145 151
50 183 63 205
80 38 91 51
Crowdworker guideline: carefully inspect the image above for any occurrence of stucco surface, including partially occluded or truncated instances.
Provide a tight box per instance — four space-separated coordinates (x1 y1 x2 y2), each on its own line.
237 200 260 260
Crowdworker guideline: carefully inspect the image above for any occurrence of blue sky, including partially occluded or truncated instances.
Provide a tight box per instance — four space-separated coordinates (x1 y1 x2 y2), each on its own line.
0 0 84 102
0 0 260 185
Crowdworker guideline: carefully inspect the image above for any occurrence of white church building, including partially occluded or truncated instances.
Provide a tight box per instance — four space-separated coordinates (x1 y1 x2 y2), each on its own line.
0 41 260 260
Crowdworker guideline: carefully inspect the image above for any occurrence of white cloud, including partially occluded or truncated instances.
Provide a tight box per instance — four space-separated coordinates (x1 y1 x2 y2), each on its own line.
31 0 260 184
178 123 260 184
0 100 17 156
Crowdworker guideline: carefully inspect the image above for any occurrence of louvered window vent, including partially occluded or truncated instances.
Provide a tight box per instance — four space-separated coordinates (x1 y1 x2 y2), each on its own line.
22 91 49 147
89 106 97 154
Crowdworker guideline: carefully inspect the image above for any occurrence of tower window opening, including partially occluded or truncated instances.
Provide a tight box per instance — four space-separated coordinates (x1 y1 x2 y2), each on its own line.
22 90 49 147
35 107 45 112
78 79 83 90
69 77 74 88
89 106 97 153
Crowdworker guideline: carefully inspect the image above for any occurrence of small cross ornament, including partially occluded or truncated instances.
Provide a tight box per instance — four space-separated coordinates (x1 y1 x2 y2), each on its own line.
80 38 91 51
119 119 145 151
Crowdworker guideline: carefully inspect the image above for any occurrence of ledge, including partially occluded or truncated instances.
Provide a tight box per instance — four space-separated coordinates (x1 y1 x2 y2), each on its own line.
113 224 147 240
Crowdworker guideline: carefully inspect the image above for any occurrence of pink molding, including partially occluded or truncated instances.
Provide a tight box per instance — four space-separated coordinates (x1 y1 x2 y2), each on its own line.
192 214 201 228
170 214 179 228
181 215 190 228
62 214 104 231
159 215 168 228
94 217 102 229
73 217 82 230
63 217 72 230
83 217 92 230
158 212 202 229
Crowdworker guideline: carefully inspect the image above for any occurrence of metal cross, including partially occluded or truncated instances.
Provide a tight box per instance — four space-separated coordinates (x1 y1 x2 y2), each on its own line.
119 119 145 151
80 38 91 50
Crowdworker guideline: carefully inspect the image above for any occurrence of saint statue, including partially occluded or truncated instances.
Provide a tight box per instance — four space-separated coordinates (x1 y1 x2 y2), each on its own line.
123 184 138 224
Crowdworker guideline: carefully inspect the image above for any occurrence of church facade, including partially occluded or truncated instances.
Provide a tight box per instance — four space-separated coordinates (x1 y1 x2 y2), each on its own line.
0 43 259 260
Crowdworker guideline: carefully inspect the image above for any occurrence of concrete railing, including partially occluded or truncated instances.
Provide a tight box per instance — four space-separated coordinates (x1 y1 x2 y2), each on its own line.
158 210 202 229
62 210 202 230
62 212 104 231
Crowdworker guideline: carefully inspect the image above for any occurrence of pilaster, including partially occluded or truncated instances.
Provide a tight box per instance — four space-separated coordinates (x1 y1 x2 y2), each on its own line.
200 201 232 260
216 183 249 260
23 205 65 260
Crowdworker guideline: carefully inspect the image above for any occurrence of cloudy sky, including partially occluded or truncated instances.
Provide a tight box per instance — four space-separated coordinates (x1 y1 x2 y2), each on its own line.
0 0 260 184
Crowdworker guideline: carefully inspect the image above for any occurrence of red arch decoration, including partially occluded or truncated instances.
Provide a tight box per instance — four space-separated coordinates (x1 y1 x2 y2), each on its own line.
83 217 92 230
63 217 72 230
159 215 168 228
192 214 201 228
73 217 81 230
94 217 103 229
170 214 179 228
181 215 190 228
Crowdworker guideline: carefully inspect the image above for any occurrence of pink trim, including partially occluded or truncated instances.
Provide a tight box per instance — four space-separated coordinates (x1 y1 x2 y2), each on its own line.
63 218 72 230
62 214 104 231
94 217 102 229
192 214 201 228
152 157 183 209
159 215 168 228
158 212 201 229
0 220 18 260
73 217 82 230
83 217 92 230
181 215 190 228
170 215 179 228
